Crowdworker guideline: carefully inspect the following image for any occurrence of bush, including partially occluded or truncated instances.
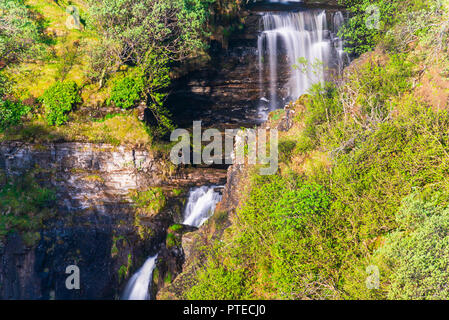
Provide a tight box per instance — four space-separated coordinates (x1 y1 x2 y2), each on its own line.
187 259 248 300
108 71 145 110
373 192 449 299
187 174 335 299
272 183 331 234
41 81 81 126
0 100 30 132
0 0 42 63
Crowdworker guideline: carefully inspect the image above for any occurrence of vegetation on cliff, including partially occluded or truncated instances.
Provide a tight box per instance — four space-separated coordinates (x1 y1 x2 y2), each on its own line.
0 0 227 145
186 0 449 300
0 172 56 247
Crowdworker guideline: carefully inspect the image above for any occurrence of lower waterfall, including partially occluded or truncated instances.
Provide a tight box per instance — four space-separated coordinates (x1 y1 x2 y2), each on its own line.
182 186 223 228
121 254 158 300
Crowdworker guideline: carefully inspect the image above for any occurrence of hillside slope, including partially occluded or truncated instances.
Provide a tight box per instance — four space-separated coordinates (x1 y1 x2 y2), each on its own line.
162 0 449 300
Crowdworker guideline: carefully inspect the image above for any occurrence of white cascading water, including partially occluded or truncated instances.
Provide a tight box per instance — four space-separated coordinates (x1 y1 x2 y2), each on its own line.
332 11 350 71
257 10 346 119
121 254 158 300
121 186 221 300
182 186 223 228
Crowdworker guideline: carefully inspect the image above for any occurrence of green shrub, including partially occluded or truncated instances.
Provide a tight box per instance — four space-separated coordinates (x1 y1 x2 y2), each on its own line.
108 71 145 110
0 100 30 132
272 183 331 234
41 81 81 126
373 192 449 299
187 174 335 299
0 0 42 63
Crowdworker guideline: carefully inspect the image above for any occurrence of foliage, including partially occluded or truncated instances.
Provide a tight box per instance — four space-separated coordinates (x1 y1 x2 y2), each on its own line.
338 0 400 56
294 83 341 153
131 187 166 217
0 173 56 246
87 0 214 78
186 26 449 298
0 73 10 98
40 81 81 126
140 50 174 136
188 257 248 300
0 99 30 132
372 192 449 299
0 0 42 63
187 174 335 299
108 51 174 135
109 71 145 110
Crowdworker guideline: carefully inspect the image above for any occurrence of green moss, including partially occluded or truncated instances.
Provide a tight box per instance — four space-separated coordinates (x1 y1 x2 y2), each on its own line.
0 113 153 147
111 235 125 258
130 187 166 217
164 271 172 284
118 253 132 283
168 224 183 232
166 232 177 248
0 173 56 246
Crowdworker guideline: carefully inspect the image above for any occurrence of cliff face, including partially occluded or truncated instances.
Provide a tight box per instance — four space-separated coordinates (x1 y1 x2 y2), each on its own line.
0 142 177 299
157 162 245 300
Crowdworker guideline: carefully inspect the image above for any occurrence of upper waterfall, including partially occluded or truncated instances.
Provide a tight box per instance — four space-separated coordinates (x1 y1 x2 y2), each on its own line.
257 10 348 119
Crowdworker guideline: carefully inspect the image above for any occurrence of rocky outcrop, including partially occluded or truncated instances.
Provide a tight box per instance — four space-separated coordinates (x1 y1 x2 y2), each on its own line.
157 162 245 300
0 142 165 211
0 142 188 300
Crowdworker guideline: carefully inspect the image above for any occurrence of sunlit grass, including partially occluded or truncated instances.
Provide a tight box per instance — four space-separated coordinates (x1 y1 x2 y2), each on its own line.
5 0 99 99
0 113 152 147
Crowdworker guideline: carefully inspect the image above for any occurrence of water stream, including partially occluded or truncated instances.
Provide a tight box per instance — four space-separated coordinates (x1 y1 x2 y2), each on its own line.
182 186 223 228
257 10 348 119
121 254 158 300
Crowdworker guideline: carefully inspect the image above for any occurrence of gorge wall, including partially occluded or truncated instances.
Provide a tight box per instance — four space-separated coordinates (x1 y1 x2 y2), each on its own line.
0 142 226 299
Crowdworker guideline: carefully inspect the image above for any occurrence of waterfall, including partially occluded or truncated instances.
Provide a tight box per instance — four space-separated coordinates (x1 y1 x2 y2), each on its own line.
257 10 347 119
121 187 222 300
332 11 350 71
121 254 158 300
182 186 223 228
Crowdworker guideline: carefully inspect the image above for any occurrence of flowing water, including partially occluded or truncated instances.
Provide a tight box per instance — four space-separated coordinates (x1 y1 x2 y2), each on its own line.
182 186 223 228
257 10 348 119
121 254 158 300
121 186 221 300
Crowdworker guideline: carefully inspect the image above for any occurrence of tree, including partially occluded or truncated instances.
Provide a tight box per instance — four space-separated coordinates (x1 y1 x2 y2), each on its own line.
0 0 41 64
87 0 214 77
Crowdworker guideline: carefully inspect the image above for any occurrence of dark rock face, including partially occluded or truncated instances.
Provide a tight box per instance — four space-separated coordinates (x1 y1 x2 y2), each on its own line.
0 142 177 300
